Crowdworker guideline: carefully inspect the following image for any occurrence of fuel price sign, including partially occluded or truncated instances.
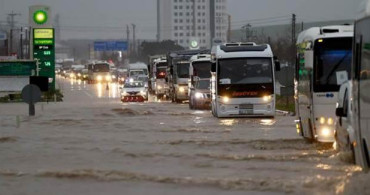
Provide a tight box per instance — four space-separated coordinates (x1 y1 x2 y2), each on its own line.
33 28 55 90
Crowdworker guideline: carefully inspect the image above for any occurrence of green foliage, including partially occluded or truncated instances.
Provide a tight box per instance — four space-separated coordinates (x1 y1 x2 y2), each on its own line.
276 95 295 113
0 89 64 103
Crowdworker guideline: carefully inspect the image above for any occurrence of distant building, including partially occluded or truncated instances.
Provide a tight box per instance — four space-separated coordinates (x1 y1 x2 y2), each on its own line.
157 0 228 49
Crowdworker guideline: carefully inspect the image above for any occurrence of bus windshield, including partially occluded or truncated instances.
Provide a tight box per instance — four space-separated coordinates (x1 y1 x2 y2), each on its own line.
314 37 352 92
177 63 190 78
218 58 273 85
196 79 210 89
93 64 109 72
192 62 212 78
156 67 166 79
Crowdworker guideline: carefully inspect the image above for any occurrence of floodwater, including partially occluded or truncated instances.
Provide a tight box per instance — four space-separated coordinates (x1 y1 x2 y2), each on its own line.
0 77 365 195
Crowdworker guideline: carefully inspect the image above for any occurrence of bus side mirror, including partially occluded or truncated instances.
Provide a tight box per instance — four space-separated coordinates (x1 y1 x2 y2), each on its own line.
275 60 281 72
211 62 216 72
336 107 345 117
304 51 314 69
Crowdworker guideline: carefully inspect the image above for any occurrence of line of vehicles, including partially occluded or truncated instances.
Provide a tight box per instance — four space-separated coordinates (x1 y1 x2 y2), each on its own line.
294 0 370 170
56 0 370 170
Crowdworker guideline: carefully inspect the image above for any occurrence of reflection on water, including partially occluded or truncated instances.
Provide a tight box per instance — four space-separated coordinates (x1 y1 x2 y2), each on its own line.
95 83 119 99
220 119 237 126
96 83 103 98
260 119 276 126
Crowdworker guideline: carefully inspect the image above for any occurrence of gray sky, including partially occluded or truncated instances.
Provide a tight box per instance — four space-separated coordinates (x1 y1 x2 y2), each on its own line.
0 0 363 40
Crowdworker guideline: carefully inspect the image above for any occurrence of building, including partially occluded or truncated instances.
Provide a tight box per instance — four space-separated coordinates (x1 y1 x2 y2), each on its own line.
157 0 228 49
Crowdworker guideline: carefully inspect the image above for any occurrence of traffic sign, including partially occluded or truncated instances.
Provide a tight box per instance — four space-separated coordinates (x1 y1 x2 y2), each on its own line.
22 84 42 104
94 41 128 51
0 32 6 41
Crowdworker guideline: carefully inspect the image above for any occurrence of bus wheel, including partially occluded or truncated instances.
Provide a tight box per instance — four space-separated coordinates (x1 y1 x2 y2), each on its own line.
363 140 370 169
305 119 316 143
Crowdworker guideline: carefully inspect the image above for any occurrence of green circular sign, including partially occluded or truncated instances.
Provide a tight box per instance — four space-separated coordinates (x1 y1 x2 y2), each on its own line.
190 40 199 48
33 10 48 25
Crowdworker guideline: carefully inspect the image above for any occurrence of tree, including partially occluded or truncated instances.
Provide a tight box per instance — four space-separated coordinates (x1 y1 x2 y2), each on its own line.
137 40 184 62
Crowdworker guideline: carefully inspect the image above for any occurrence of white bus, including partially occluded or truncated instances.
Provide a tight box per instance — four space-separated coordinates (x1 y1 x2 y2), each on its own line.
152 58 168 99
295 25 354 143
351 0 370 169
211 43 280 118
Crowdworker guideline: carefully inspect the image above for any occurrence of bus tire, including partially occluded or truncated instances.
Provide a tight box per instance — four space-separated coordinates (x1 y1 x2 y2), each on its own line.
363 140 370 170
305 119 316 143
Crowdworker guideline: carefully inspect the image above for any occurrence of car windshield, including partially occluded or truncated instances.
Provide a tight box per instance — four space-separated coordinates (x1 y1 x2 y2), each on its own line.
130 70 144 77
93 64 109 72
124 82 144 88
177 63 190 78
192 61 211 78
218 58 273 85
314 37 352 92
195 79 210 89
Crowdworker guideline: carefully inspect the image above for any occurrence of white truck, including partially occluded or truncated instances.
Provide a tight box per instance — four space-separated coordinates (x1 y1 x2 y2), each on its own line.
211 43 280 118
128 62 148 78
295 25 353 143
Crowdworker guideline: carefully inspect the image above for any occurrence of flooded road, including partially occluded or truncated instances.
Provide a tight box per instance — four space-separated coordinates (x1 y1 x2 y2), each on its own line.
0 77 363 194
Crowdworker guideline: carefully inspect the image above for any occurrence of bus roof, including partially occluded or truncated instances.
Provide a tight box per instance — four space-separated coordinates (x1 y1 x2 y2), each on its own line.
190 54 211 63
214 43 273 59
297 25 354 44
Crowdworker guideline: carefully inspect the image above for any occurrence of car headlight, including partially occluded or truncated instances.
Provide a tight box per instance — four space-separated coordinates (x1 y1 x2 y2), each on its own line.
195 92 204 99
140 90 147 95
97 75 103 81
112 75 116 79
77 73 82 77
179 87 185 93
122 90 128 96
157 85 162 90
222 96 229 103
105 75 112 81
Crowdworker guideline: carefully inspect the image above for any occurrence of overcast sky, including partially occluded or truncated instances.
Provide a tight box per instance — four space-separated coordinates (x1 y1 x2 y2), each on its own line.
0 0 363 40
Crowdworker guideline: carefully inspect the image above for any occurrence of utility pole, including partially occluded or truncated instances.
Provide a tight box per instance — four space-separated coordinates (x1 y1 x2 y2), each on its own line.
126 25 130 57
20 27 23 59
301 21 304 32
292 14 296 45
132 24 136 55
242 24 251 42
7 11 21 55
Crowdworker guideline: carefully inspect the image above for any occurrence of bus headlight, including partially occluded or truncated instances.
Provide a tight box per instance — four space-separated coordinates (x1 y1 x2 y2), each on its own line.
320 127 332 137
97 75 103 81
222 96 230 103
320 117 326 125
195 92 204 99
179 87 185 93
105 75 112 81
327 118 334 125
263 95 272 102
